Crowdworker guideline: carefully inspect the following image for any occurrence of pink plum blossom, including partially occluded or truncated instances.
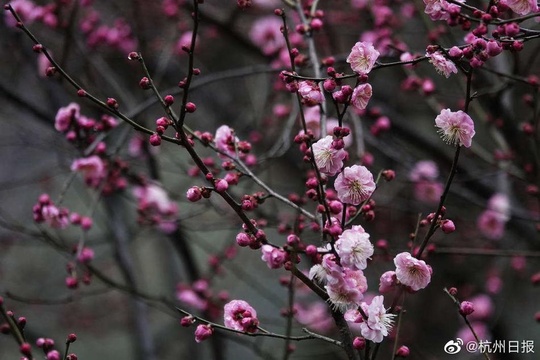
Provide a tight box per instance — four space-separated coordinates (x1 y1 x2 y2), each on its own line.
215 125 237 157
334 165 376 205
71 155 106 187
379 271 397 293
487 193 510 222
409 160 439 182
55 103 80 132
249 16 285 56
326 268 368 311
335 225 374 270
298 81 324 106
77 247 95 264
435 109 475 148
133 184 176 214
309 254 342 285
467 294 494 321
477 210 506 240
294 302 333 333
5 0 39 27
503 0 538 15
394 252 432 291
194 324 213 343
37 52 52 77
260 245 287 269
346 42 380 74
477 193 511 239
423 0 463 21
223 300 259 333
177 287 208 311
133 183 178 233
350 83 373 110
41 205 69 229
359 295 395 343
414 181 444 204
175 31 197 54
312 135 347 176
426 51 458 78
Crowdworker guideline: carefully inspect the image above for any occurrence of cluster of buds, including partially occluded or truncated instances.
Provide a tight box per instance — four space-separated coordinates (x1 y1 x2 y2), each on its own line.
421 206 456 234
54 103 118 148
150 116 173 147
32 194 69 229
65 260 92 289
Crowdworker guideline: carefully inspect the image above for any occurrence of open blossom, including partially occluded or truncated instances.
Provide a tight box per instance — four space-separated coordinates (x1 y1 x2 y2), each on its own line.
260 244 287 269
309 254 342 284
298 81 324 106
394 252 432 291
215 125 236 157
223 300 259 333
346 42 379 74
350 83 373 110
334 165 376 205
133 183 178 233
133 184 177 214
335 225 374 270
359 295 395 343
71 155 106 187
312 135 347 176
426 51 458 78
326 268 368 311
423 0 463 21
435 109 475 147
504 0 538 15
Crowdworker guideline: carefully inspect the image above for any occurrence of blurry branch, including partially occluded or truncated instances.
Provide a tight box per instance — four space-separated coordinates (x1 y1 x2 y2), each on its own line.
3 288 112 305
